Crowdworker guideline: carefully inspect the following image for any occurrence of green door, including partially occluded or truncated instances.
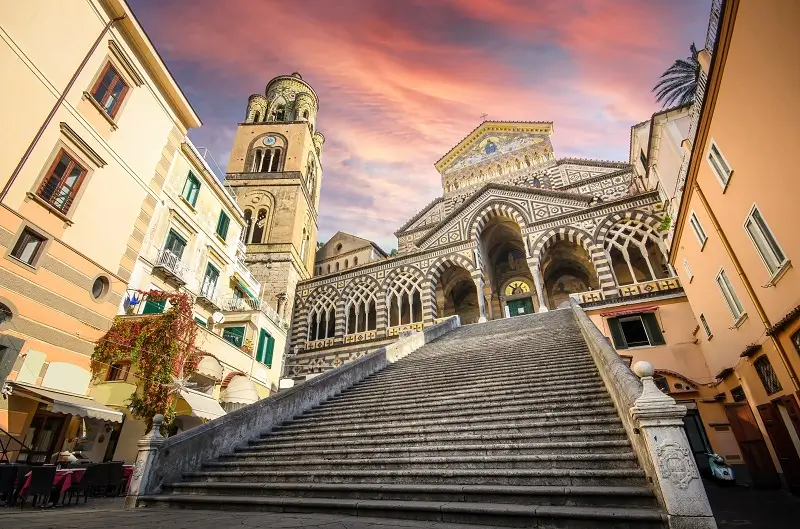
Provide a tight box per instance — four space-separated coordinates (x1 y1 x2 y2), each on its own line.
507 298 534 317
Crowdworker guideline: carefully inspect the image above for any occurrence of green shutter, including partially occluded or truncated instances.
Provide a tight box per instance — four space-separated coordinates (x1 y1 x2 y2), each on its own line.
265 335 275 368
183 173 200 206
222 326 245 347
642 313 665 345
142 298 166 315
194 316 208 328
607 318 627 349
216 211 230 239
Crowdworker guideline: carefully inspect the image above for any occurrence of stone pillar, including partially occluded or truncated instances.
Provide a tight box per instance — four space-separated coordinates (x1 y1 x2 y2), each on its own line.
630 362 717 529
528 260 548 312
473 277 487 323
125 414 165 508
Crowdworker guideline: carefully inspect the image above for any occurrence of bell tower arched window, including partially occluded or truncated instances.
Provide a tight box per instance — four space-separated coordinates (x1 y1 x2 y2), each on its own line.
274 104 285 121
251 148 283 173
242 209 253 243
253 111 261 123
250 208 268 243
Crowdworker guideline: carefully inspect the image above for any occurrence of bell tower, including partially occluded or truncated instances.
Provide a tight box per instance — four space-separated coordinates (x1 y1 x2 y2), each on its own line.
225 72 325 323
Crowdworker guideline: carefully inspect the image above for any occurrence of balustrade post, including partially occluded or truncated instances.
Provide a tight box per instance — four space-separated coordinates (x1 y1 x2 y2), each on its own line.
473 277 487 323
630 362 716 529
125 414 165 508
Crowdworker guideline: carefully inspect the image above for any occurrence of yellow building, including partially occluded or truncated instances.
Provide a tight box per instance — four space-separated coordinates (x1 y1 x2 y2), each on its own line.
0 0 200 463
94 137 288 462
668 0 800 492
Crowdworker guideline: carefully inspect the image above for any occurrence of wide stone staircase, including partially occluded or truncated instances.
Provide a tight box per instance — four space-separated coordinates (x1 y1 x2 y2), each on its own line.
141 310 665 527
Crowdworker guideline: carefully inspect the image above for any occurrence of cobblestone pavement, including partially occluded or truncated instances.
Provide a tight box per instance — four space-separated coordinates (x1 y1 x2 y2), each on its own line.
2 484 800 529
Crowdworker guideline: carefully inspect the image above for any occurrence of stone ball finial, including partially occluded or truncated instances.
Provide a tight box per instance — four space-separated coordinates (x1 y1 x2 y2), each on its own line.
153 413 164 427
633 361 654 378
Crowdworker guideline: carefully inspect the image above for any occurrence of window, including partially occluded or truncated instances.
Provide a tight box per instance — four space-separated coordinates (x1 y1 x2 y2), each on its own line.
715 269 745 321
141 296 166 314
90 63 128 118
793 328 800 357
201 263 220 298
607 313 665 349
37 150 87 214
689 212 707 248
194 316 208 328
699 313 712 339
683 258 693 282
744 206 787 276
707 140 732 189
354 257 358 266
181 172 200 206
327 264 331 274
216 211 230 239
256 328 275 367
754 355 782 395
335 262 340 272
730 386 747 402
91 276 110 300
105 362 130 382
222 326 245 347
344 259 349 269
10 228 46 266
163 230 187 259
274 104 285 121
302 109 309 119
639 149 648 169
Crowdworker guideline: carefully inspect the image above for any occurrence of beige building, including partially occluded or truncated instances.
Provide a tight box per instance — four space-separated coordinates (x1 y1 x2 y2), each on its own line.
95 137 288 462
0 0 199 463
666 0 800 492
314 231 388 277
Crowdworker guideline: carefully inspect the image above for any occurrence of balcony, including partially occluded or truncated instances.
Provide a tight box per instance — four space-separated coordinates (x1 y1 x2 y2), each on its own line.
152 249 189 286
233 257 261 296
219 295 286 330
569 277 683 305
196 281 220 311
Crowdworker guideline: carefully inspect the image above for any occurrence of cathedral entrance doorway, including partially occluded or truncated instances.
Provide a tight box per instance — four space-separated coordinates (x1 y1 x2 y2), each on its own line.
506 297 534 318
435 265 479 324
540 240 599 310
478 216 537 318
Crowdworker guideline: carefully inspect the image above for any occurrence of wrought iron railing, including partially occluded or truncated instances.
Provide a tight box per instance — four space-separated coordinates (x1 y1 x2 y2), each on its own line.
219 295 286 329
153 249 189 282
0 426 33 463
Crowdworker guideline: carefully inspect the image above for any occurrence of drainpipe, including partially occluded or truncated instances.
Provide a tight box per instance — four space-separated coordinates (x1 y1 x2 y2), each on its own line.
693 182 800 392
0 14 127 204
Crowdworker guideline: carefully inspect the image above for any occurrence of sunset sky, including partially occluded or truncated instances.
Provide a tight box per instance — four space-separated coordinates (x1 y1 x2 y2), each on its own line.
129 0 710 251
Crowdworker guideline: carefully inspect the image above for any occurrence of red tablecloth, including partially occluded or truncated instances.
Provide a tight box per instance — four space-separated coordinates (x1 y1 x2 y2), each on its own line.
18 468 86 498
123 465 133 492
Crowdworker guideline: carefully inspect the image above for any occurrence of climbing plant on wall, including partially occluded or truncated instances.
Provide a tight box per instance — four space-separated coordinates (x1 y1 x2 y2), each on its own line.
91 289 200 432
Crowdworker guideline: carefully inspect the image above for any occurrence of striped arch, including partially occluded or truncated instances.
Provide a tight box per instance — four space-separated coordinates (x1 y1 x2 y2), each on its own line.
468 200 530 240
594 209 664 243
339 275 382 336
529 225 615 295
425 253 479 321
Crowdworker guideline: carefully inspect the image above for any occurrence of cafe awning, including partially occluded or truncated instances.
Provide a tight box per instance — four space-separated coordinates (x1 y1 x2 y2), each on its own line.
178 388 226 420
232 272 258 300
220 375 259 405
11 382 124 423
195 355 223 381
599 305 659 318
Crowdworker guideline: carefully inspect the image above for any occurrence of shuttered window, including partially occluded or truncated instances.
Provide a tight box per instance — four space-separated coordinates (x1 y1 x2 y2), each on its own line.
256 328 275 367
607 313 665 349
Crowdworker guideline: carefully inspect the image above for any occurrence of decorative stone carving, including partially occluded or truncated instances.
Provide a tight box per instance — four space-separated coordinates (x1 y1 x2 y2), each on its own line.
656 439 699 489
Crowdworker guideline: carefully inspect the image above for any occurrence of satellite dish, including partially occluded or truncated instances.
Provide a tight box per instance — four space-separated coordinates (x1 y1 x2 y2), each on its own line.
211 311 225 324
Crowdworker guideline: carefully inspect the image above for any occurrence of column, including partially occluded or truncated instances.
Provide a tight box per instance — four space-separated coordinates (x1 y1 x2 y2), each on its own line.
528 260 548 312
472 277 487 323
125 414 165 508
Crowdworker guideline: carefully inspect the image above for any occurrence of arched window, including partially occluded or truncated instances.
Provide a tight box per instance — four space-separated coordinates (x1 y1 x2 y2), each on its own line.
335 262 340 272
387 272 423 326
252 150 263 172
525 155 532 167
242 209 253 243
250 208 268 243
604 220 669 285
303 109 309 119
346 281 378 334
327 264 331 273
274 104 286 121
354 256 358 266
253 111 261 123
344 259 349 269
307 288 337 341
253 148 283 173
532 177 541 187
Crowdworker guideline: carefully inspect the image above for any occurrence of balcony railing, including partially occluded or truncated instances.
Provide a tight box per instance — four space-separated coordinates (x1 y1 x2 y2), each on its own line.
234 257 261 295
219 295 286 330
569 277 683 305
196 281 220 310
153 249 189 285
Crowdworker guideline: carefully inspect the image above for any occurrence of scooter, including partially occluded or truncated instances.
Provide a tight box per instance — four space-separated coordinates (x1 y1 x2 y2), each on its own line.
706 452 735 485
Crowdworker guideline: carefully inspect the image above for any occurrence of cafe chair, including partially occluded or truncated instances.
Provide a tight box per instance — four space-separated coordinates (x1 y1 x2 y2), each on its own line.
19 465 56 508
0 465 18 506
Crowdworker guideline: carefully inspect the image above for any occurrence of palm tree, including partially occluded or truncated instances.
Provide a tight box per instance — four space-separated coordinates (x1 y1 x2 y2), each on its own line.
653 43 700 108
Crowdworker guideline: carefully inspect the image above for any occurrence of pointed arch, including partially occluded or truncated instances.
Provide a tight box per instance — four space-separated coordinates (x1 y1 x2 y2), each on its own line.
305 284 339 342
383 266 425 327
593 209 664 242
341 275 380 334
426 253 479 286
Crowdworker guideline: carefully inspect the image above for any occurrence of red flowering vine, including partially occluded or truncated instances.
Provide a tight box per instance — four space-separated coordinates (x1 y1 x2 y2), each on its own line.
92 290 200 432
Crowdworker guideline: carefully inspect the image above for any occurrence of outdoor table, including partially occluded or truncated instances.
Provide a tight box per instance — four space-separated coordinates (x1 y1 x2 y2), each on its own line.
122 465 134 493
18 468 86 504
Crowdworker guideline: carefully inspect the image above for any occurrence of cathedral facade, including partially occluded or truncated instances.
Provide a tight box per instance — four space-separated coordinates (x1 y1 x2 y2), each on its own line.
276 110 672 379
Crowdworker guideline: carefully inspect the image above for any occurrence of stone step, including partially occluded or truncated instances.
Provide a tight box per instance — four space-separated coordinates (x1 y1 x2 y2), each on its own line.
138 494 664 528
378 345 591 366
249 426 629 450
291 397 613 427
208 452 639 471
159 482 658 509
179 467 648 487
327 374 604 404
231 439 633 460
263 416 624 443
304 389 611 420
275 405 620 435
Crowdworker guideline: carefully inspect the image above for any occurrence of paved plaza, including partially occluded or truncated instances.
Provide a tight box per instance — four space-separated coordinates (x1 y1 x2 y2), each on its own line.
1 483 799 529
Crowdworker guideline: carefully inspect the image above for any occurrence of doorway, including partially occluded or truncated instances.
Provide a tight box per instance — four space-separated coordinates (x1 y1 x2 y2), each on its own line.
758 399 800 494
682 409 713 476
725 403 781 488
22 413 66 464
507 298 534 317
